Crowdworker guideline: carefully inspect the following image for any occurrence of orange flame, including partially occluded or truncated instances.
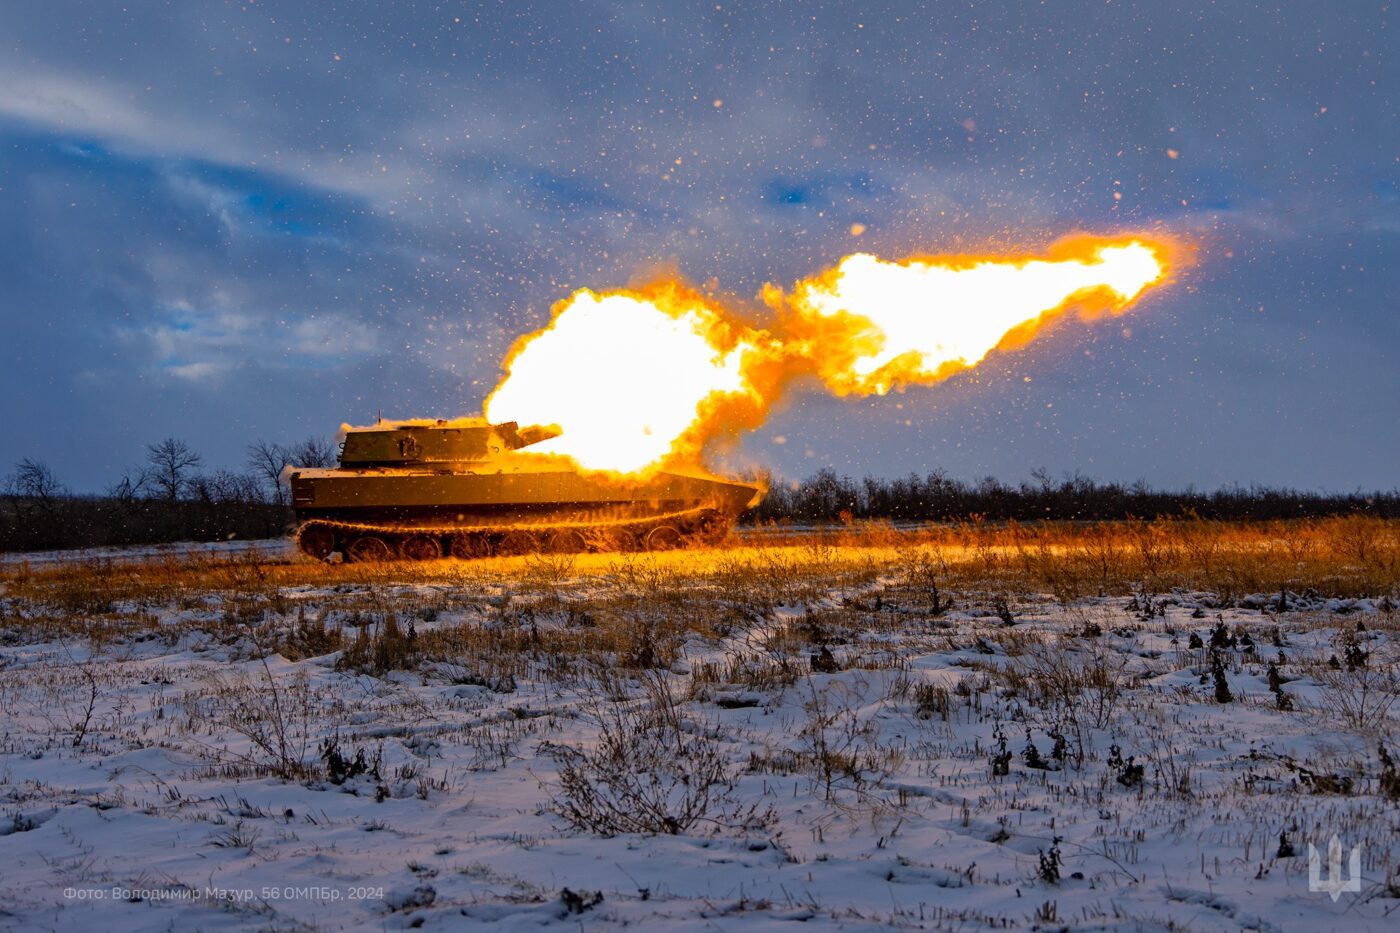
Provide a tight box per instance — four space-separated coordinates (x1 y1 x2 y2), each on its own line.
786 237 1171 395
484 282 769 474
484 235 1174 476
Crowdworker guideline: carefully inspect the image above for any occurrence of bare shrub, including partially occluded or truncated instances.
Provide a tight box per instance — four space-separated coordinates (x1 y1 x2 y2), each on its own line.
524 551 578 589
896 547 952 614
912 682 950 721
337 614 418 675
614 615 681 671
320 734 383 786
182 667 322 780
542 673 769 836
1309 647 1400 735
1140 713 1195 798
20 644 121 747
796 678 897 799
54 636 109 745
1016 638 1126 763
68 654 103 747
279 608 343 660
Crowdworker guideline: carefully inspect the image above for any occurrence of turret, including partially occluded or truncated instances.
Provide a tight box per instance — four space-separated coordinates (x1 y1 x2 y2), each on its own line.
337 419 559 467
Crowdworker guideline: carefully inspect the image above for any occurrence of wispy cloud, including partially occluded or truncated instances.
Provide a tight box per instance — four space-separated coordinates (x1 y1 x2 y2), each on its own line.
0 0 1395 490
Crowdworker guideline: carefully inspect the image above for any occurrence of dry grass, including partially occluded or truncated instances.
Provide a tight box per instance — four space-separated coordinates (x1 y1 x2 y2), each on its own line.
542 671 774 836
0 518 1395 662
2 516 1398 926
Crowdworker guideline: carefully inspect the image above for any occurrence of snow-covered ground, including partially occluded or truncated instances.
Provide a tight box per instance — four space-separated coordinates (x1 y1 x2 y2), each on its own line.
0 523 845 568
0 525 809 567
0 537 295 567
1 546 1397 930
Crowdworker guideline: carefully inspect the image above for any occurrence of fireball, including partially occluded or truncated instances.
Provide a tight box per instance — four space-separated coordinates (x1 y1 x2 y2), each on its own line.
787 239 1169 395
485 285 761 474
483 235 1174 476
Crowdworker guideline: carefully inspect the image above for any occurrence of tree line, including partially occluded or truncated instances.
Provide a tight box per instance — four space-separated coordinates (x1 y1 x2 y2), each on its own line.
1 436 334 552
4 448 1397 553
750 468 1400 524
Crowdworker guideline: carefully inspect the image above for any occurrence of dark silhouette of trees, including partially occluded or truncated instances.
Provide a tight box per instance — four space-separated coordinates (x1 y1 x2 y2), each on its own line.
752 470 1400 523
106 466 152 504
246 436 337 505
146 438 203 502
3 435 1397 554
12 458 65 504
189 470 265 505
290 436 337 468
4 458 66 523
246 440 293 506
3 441 285 552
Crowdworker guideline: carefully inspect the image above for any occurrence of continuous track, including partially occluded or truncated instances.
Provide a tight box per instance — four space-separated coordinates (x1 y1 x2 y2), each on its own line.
294 506 729 561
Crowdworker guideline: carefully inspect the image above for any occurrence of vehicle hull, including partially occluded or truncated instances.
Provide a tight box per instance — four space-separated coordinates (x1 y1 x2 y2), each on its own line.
288 422 763 561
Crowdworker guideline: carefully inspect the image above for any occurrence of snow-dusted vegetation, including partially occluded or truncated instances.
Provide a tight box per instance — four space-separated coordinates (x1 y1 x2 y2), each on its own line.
1 518 1397 930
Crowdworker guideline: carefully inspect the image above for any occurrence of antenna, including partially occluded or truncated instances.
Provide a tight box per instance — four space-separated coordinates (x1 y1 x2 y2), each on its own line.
377 409 382 424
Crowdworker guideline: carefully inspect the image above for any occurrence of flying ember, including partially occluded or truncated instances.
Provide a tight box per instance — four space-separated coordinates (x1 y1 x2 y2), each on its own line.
484 235 1173 476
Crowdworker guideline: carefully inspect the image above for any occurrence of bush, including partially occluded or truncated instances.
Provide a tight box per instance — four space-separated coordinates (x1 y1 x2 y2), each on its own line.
321 736 382 786
543 673 770 837
1311 648 1399 733
337 615 418 675
182 668 320 780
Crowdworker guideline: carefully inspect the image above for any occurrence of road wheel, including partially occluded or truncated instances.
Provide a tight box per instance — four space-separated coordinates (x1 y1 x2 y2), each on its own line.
692 510 730 546
400 534 442 561
645 525 683 551
296 524 336 561
449 533 491 559
496 529 539 556
599 527 640 553
346 536 393 563
545 529 587 553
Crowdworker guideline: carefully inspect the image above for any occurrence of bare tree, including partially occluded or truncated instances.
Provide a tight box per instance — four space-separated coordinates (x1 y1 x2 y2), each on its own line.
290 436 337 469
190 470 265 505
107 466 152 504
246 440 292 505
0 472 20 523
146 438 203 502
6 459 64 521
13 458 65 504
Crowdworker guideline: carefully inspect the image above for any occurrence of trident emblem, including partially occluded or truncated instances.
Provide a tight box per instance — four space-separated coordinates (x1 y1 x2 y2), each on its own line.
1308 835 1361 901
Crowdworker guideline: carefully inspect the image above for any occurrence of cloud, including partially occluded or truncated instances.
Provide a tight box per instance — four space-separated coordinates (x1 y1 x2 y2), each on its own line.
286 317 380 359
0 0 1395 491
163 360 232 383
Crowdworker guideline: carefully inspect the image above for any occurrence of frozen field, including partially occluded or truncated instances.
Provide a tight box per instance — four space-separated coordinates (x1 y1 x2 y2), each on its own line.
0 521 1397 930
0 537 297 567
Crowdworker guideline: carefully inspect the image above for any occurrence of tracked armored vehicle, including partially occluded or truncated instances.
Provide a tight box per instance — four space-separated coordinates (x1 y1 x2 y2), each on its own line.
289 419 763 561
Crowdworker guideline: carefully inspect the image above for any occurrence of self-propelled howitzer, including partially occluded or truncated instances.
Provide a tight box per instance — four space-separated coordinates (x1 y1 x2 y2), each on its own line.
289 419 763 561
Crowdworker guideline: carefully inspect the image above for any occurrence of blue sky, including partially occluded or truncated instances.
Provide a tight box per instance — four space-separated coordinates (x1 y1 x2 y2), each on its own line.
1 0 1396 491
